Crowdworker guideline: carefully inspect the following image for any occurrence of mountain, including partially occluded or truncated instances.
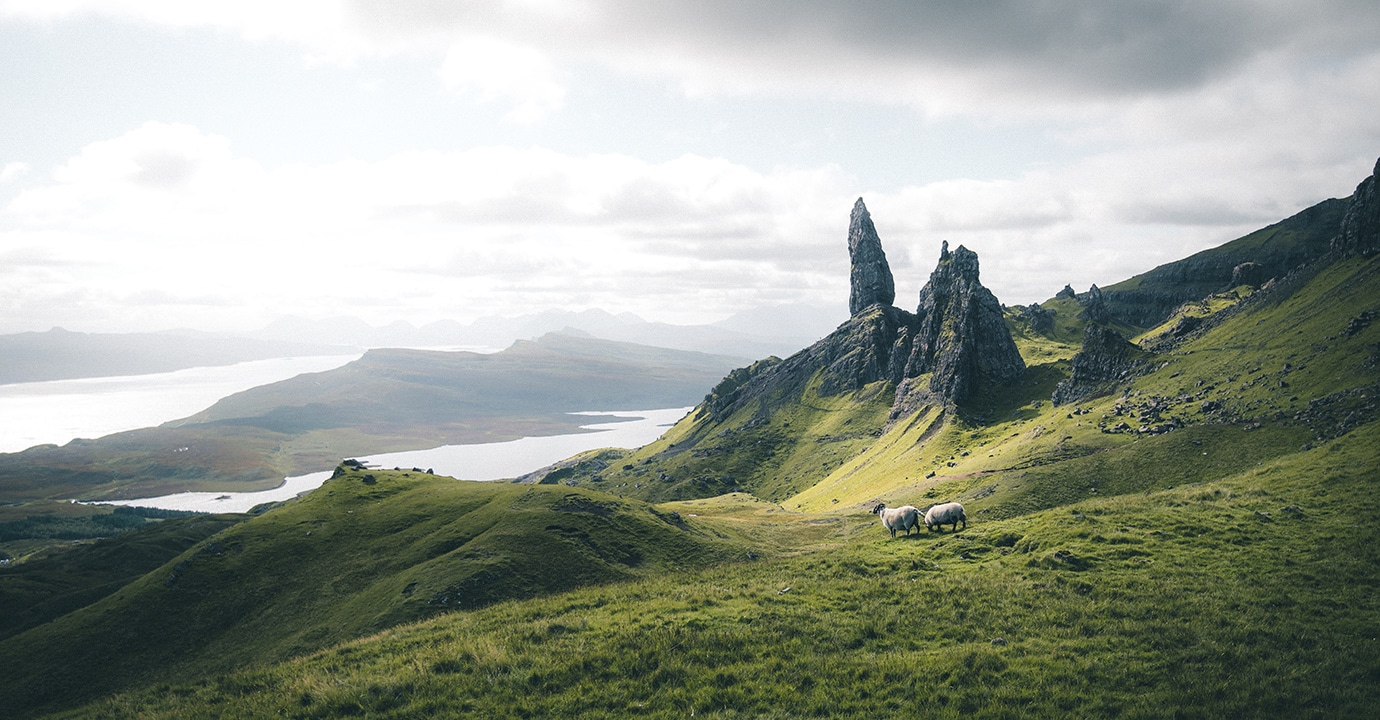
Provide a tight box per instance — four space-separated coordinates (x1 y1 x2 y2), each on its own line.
2 160 1379 718
525 199 1029 503
0 305 836 387
0 333 747 502
0 328 353 384
249 305 838 360
1056 196 1349 329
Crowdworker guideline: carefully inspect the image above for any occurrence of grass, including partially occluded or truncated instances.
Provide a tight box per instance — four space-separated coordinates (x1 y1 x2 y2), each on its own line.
0 513 245 641
64 419 1380 719
0 473 748 717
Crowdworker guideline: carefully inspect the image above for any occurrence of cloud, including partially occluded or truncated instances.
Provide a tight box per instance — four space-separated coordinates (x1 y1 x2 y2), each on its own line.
6 115 1377 335
3 3 1379 334
0 162 29 183
436 36 566 123
0 126 859 331
11 1 1379 118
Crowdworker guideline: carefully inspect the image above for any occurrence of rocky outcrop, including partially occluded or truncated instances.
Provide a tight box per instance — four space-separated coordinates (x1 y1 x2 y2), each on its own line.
1334 157 1380 257
701 206 1026 423
897 242 1026 409
847 198 896 315
1010 303 1055 335
1052 325 1153 405
1231 261 1268 288
1077 284 1109 323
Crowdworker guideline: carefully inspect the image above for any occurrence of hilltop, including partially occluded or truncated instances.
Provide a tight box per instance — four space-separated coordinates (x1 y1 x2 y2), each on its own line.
1 159 1379 717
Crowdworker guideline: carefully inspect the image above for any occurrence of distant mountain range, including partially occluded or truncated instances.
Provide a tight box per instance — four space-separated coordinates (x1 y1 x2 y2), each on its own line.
0 329 351 385
0 305 844 385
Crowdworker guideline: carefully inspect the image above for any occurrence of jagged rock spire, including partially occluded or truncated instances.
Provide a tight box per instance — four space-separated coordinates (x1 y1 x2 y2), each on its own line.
848 198 896 315
900 242 1026 407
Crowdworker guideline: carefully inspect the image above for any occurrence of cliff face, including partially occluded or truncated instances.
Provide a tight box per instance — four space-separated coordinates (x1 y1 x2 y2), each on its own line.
1090 197 1348 328
702 203 1024 424
1334 158 1380 257
896 242 1026 410
1052 325 1152 406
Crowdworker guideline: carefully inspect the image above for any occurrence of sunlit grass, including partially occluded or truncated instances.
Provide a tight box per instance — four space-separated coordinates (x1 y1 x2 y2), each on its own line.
72 420 1380 719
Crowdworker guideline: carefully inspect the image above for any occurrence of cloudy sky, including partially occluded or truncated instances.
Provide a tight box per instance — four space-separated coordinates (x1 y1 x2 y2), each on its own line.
2 1 1378 335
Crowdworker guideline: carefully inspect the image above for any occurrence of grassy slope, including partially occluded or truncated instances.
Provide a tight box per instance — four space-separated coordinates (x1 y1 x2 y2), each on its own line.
0 513 246 641
792 254 1380 519
68 420 1380 719
0 474 746 718
538 370 900 505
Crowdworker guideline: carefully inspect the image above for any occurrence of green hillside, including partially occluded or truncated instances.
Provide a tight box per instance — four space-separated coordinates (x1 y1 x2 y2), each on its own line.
47 420 1380 718
2 173 1379 717
0 474 746 717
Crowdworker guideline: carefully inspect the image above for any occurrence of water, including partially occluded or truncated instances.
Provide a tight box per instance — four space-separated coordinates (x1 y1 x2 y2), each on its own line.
0 355 363 453
97 407 690 513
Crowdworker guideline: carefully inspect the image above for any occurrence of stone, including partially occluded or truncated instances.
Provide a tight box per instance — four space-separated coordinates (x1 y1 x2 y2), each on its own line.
898 242 1027 408
1078 284 1109 323
699 203 1026 426
1231 261 1269 288
847 198 896 315
1334 157 1380 257
1052 325 1153 405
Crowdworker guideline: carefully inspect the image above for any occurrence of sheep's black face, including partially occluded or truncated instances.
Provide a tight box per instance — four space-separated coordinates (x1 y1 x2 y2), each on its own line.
871 503 886 515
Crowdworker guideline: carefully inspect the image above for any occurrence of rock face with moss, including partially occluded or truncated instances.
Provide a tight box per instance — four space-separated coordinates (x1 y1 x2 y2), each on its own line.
847 198 897 315
1052 325 1153 405
702 207 1024 425
895 241 1027 410
1089 198 1347 328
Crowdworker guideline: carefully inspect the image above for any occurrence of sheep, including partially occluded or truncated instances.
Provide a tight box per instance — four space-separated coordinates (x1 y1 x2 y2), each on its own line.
871 503 922 537
924 502 967 533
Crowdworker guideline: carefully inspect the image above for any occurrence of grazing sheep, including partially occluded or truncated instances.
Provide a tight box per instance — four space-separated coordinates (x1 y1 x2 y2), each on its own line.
871 503 922 537
924 502 967 532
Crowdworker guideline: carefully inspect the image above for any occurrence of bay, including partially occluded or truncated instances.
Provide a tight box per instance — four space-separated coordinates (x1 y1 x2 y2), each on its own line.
97 407 690 513
0 355 363 453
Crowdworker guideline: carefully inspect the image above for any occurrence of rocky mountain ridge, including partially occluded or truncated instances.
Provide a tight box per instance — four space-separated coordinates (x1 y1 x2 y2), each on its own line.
703 200 1025 426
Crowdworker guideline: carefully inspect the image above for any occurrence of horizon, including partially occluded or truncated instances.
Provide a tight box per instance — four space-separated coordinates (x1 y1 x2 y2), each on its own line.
2 2 1378 335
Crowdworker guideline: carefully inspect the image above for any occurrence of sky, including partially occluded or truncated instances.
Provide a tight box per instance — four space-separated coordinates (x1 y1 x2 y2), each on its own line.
2 1 1378 335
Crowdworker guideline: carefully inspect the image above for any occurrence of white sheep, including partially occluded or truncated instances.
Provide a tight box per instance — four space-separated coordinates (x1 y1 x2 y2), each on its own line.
871 503 921 537
924 502 967 533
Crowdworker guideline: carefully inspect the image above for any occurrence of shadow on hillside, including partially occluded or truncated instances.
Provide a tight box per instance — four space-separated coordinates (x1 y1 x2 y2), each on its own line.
958 361 1069 426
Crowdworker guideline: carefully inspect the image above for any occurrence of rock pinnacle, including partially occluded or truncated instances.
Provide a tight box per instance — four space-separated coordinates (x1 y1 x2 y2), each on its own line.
848 198 896 315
